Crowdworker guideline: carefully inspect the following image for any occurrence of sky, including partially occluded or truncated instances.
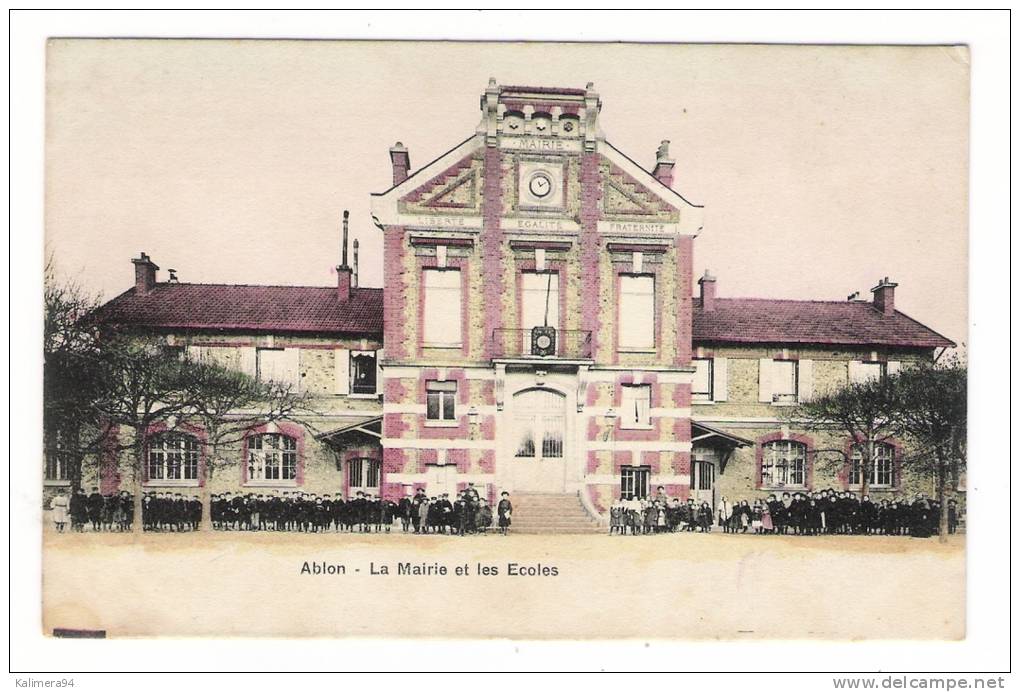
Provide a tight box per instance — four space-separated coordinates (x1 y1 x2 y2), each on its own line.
45 40 969 346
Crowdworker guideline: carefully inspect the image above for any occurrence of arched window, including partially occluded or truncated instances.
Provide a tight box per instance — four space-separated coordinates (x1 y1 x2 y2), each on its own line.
761 440 807 488
247 433 297 482
850 442 895 488
148 433 200 482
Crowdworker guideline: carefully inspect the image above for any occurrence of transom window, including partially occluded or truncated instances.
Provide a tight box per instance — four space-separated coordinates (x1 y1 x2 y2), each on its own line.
621 465 651 500
618 275 655 351
620 384 652 428
692 358 714 401
426 380 458 422
350 350 378 395
761 440 807 488
247 433 297 482
148 433 201 482
849 443 895 488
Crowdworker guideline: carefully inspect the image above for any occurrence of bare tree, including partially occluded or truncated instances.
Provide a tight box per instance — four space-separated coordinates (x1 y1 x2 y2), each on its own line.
890 356 967 542
43 259 110 491
180 359 311 529
792 376 901 498
90 338 200 531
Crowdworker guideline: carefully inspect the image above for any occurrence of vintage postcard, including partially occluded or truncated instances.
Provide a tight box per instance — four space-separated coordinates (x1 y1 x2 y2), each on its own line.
41 39 969 640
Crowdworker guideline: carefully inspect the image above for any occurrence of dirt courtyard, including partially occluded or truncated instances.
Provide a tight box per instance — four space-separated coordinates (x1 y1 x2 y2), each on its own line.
41 529 965 640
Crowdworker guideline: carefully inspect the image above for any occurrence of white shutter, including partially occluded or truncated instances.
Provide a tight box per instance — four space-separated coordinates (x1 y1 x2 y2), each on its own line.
284 348 301 391
334 348 350 395
848 360 864 384
798 359 813 402
375 349 384 395
887 360 901 376
758 358 773 403
187 345 207 362
239 347 257 377
712 357 728 402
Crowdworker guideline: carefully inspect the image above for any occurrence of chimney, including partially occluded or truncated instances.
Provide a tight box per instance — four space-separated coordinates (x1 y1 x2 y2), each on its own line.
698 270 717 311
389 142 410 187
870 277 897 316
352 239 360 289
652 139 675 188
131 252 159 295
337 210 353 302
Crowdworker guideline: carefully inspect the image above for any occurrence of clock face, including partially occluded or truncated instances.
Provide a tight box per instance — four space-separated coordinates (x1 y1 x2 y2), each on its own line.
536 334 552 349
528 172 553 199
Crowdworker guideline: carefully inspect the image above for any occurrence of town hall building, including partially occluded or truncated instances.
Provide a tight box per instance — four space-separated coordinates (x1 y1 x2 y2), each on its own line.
58 80 955 531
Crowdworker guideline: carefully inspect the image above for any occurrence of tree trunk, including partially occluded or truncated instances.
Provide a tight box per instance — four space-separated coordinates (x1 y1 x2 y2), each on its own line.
201 462 214 532
937 455 949 543
132 430 145 534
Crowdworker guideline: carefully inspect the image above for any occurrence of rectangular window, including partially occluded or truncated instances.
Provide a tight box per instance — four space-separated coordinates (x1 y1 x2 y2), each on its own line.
348 458 381 493
425 380 458 422
618 275 655 351
692 358 714 401
620 384 652 428
45 447 70 482
257 348 300 388
692 460 715 491
422 269 462 347
349 350 378 395
247 434 297 483
761 441 806 488
850 444 894 488
858 361 886 384
772 360 798 403
522 272 559 328
621 466 651 500
521 271 559 348
147 434 201 484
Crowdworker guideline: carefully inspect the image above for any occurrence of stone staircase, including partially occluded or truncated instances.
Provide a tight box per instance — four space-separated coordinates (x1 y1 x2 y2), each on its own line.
510 492 603 534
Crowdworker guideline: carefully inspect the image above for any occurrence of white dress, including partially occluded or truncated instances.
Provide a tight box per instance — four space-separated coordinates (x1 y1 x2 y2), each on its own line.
50 495 69 524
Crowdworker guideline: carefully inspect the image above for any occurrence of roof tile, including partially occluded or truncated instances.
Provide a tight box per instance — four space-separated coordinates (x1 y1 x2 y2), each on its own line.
94 283 382 335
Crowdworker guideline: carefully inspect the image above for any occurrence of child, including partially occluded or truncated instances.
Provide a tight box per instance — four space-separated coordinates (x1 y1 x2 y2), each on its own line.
49 491 69 533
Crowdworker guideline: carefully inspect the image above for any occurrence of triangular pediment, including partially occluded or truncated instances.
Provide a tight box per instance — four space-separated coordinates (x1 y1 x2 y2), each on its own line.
603 178 657 216
422 169 478 209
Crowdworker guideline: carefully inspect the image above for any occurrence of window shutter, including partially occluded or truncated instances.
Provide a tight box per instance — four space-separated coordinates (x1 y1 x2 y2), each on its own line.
375 349 384 396
239 347 257 378
798 359 814 402
848 360 863 384
712 357 728 402
887 360 901 376
284 348 301 391
758 358 773 403
334 348 350 395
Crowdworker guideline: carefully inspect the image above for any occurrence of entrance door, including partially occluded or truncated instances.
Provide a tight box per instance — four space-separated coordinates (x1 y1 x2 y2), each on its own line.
348 457 381 498
426 465 458 498
511 388 566 492
691 448 717 507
